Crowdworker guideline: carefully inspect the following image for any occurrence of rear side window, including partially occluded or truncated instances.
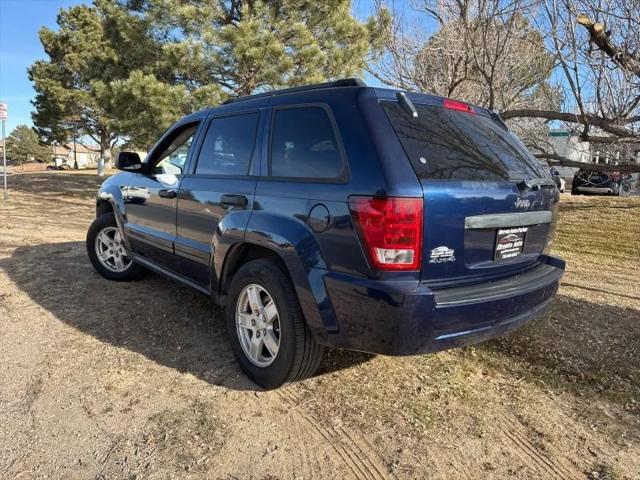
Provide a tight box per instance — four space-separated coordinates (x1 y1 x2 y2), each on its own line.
195 113 259 176
382 102 545 181
270 106 343 179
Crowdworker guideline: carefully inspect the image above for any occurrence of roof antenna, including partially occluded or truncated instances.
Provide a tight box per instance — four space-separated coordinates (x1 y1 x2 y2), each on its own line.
396 92 418 118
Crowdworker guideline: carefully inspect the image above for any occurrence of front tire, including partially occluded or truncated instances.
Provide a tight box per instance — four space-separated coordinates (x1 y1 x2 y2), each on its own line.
86 213 146 281
226 259 324 389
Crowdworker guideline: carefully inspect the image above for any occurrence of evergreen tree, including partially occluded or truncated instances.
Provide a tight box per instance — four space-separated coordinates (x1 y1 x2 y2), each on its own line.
5 125 50 165
132 0 389 98
28 0 182 165
29 0 389 158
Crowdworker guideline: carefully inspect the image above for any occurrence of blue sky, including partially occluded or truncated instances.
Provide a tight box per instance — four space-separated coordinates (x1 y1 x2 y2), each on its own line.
0 0 86 134
0 0 404 136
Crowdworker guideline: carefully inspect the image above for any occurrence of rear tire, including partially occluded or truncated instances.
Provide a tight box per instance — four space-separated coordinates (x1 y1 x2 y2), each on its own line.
225 259 324 389
86 213 146 281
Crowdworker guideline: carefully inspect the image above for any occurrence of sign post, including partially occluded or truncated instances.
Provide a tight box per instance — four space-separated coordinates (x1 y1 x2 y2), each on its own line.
0 103 7 201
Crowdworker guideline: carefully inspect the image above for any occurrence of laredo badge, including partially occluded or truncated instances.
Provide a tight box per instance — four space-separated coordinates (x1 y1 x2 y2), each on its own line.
429 246 456 263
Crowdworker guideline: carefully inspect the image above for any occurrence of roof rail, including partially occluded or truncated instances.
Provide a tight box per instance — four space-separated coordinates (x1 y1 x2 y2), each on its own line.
222 78 366 105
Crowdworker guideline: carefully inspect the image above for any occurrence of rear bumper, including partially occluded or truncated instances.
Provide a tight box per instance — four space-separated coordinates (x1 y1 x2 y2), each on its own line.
320 256 565 355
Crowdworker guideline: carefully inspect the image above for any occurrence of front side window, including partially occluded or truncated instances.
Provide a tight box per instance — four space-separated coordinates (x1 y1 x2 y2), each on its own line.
270 107 343 179
195 113 259 176
153 123 199 175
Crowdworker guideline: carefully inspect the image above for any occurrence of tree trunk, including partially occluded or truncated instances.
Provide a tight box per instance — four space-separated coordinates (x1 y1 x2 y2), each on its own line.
100 130 112 170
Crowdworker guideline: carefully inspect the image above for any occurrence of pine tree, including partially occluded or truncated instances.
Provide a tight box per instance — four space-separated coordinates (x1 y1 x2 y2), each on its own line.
136 0 389 98
29 0 389 159
28 0 182 165
5 125 51 166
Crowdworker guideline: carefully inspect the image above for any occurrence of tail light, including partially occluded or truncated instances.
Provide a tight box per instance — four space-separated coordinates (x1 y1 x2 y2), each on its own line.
348 196 423 271
443 98 475 114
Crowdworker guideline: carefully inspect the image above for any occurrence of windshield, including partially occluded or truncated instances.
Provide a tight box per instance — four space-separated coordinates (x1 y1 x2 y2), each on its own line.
383 102 546 181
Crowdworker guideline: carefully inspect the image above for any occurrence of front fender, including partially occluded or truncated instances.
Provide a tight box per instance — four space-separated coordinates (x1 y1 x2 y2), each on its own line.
96 177 131 251
239 212 337 339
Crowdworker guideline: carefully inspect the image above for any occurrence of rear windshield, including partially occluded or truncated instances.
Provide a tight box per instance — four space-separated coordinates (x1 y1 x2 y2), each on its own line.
383 102 545 181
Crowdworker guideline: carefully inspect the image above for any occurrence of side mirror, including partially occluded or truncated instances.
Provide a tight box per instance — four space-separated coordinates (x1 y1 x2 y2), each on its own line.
116 152 143 172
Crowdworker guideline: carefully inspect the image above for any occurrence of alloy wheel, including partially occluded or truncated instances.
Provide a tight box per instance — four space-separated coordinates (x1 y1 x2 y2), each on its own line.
235 284 281 367
94 226 132 273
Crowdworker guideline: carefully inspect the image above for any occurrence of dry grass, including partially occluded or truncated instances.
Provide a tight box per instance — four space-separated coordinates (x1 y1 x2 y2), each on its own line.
0 174 639 479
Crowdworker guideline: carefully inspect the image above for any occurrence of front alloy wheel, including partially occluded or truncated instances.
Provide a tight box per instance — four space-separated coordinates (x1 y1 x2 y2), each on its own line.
86 212 146 281
94 226 132 273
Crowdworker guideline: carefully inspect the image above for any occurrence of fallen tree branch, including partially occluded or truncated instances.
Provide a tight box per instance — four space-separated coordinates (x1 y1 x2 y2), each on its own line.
535 153 640 172
577 134 640 144
500 109 639 138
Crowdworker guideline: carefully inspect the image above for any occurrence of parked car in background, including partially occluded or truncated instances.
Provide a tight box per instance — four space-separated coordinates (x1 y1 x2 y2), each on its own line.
86 79 565 389
571 168 631 196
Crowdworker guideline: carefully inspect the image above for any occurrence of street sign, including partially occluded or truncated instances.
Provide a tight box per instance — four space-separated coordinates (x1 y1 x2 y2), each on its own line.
0 103 7 121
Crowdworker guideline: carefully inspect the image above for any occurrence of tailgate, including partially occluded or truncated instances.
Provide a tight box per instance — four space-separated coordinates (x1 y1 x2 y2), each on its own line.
420 179 557 284
380 96 558 285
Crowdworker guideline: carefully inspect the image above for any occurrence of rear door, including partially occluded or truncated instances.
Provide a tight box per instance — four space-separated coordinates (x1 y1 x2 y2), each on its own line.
382 99 558 286
175 111 262 288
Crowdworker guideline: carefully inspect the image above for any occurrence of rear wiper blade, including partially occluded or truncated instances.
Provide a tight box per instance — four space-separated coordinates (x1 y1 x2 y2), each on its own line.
396 91 418 118
517 177 557 191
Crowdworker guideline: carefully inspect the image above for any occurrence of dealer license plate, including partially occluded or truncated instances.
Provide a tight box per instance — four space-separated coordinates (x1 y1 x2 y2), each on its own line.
494 227 527 261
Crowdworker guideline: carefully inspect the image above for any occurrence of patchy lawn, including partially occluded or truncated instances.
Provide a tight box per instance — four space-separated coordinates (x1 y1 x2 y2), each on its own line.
1 172 638 479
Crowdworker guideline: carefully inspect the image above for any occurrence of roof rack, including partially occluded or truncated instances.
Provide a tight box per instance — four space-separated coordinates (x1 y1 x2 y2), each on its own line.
222 78 366 105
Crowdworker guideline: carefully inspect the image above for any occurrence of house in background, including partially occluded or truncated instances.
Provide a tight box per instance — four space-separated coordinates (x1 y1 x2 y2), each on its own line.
52 143 100 169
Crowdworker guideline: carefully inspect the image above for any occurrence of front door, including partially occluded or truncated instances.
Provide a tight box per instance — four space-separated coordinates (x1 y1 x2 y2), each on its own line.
125 122 201 271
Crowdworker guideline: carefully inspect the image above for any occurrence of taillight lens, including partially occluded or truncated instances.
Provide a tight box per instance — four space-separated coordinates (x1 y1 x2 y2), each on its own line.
348 196 423 271
443 98 476 114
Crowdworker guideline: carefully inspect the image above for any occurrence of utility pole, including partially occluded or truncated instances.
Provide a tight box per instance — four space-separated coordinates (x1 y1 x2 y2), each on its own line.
1 103 7 201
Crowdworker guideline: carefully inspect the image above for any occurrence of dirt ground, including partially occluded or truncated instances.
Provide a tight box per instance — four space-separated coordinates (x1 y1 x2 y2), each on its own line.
0 171 638 480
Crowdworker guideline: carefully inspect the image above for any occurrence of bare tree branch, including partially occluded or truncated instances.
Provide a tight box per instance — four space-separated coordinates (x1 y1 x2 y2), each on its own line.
577 14 640 77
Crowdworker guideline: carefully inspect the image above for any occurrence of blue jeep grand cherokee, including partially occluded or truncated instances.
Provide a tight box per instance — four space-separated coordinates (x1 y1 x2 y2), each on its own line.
87 79 565 389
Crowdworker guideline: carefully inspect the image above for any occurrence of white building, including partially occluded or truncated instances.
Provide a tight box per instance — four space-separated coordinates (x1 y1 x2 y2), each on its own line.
547 130 590 163
52 143 100 169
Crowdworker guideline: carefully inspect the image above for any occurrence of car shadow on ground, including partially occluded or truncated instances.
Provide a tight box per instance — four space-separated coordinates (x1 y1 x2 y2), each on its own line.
0 241 373 392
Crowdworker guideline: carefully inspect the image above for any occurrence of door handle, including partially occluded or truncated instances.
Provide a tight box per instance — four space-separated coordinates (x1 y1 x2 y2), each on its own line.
158 189 177 199
220 194 248 208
